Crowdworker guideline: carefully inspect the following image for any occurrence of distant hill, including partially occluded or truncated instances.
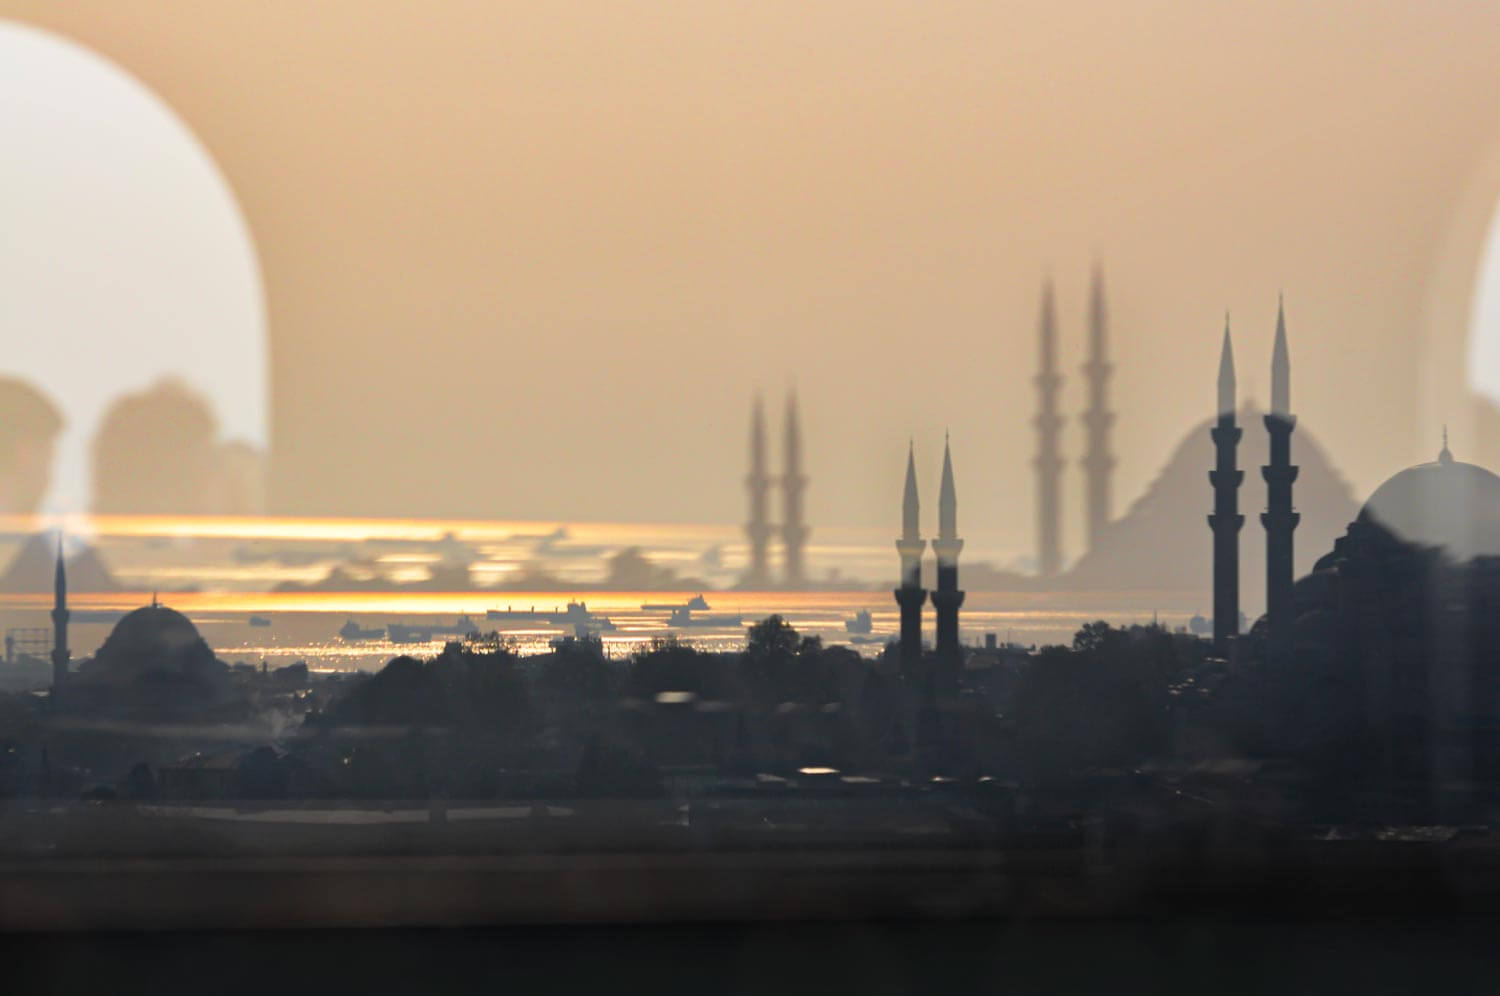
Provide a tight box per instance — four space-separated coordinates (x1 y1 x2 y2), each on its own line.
0 532 121 594
1060 405 1359 612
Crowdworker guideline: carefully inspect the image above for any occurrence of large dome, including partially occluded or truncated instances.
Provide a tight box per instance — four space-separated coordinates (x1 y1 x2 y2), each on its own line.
1357 444 1500 559
105 603 203 653
80 600 222 685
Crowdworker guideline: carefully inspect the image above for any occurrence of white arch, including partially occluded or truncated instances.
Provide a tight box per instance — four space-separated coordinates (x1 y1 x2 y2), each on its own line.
0 20 267 513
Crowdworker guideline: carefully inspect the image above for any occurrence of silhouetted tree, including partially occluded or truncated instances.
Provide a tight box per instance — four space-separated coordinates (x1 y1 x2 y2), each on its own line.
622 636 729 700
1011 622 1189 779
575 735 663 798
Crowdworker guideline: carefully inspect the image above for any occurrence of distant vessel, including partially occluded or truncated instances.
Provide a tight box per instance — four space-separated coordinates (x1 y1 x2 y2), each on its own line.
641 594 711 612
430 615 481 636
248 615 272 628
667 606 743 628
339 619 385 641
386 622 435 644
487 601 615 631
843 609 873 635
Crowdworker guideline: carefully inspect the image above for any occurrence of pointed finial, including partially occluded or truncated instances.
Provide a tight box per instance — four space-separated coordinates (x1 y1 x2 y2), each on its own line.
1039 277 1058 365
938 435 958 541
901 440 921 540
1440 425 1453 464
1089 261 1106 347
53 532 66 604
1271 295 1291 417
1217 314 1236 418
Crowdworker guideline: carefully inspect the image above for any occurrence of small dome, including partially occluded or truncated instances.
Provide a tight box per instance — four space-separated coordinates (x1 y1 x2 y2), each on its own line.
1358 445 1500 559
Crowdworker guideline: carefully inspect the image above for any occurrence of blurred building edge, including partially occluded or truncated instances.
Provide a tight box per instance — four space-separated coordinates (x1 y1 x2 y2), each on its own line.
0 530 119 594
740 388 810 589
205 439 269 515
0 375 63 516
91 377 266 516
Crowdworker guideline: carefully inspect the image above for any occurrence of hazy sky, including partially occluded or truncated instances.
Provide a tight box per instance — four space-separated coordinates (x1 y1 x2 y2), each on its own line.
6 2 1500 564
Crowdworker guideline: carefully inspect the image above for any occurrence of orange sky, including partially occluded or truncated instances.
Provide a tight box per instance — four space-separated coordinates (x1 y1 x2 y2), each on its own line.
5 1 1500 563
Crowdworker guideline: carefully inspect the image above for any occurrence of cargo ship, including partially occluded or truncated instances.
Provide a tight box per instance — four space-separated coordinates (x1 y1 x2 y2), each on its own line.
339 619 385 641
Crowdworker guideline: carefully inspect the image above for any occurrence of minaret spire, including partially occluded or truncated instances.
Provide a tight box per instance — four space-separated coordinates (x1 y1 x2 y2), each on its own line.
780 389 809 587
51 533 69 698
938 431 957 541
1081 263 1115 554
1262 297 1300 667
1217 314 1236 417
743 394 772 588
1209 316 1244 655
902 440 920 541
931 434 965 686
1033 279 1063 578
895 441 927 676
1271 294 1290 417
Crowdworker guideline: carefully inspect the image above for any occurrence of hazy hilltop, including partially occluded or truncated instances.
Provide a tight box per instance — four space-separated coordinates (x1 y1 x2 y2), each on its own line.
0 533 119 594
1062 407 1359 612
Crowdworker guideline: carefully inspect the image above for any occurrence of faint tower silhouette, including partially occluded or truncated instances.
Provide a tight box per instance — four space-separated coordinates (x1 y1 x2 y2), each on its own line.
51 536 69 696
1261 297 1299 666
743 395 773 588
1080 264 1115 553
1034 280 1064 577
894 441 927 677
780 390 809 587
1209 318 1244 654
932 434 966 685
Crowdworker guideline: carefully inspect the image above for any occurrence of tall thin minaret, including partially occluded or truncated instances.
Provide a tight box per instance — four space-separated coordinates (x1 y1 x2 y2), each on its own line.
894 442 927 675
1261 297 1299 666
51 536 69 696
931 434 966 682
780 390 808 587
1034 280 1063 577
1080 264 1115 553
743 395 772 588
1209 318 1244 655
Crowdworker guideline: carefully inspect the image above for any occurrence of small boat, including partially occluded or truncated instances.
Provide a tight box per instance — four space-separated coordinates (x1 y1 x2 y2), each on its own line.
339 619 385 641
248 615 272 628
843 610 873 635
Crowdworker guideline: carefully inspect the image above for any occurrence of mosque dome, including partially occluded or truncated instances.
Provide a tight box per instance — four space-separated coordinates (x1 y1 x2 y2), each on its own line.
80 600 223 685
1356 439 1500 560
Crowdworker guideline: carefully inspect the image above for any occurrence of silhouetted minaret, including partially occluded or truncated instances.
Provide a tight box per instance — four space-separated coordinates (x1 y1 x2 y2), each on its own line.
780 390 808 586
1080 265 1115 553
743 395 773 588
51 536 69 696
1209 318 1244 655
931 434 965 679
894 442 927 673
1034 280 1063 577
1261 297 1299 666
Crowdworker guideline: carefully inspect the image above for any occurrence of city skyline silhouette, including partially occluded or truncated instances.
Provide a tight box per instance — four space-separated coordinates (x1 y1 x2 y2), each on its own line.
10 4 1500 982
